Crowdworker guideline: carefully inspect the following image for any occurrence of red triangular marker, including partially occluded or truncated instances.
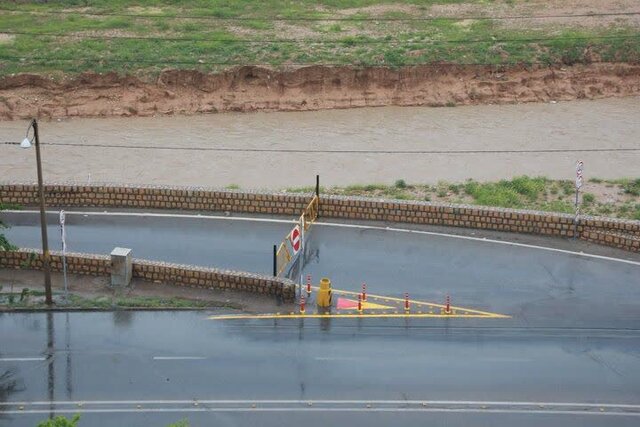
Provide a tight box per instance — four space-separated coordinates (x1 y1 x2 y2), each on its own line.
337 297 359 310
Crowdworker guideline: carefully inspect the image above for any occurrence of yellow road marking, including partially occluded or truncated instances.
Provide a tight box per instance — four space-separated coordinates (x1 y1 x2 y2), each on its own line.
337 298 394 310
208 285 510 321
208 312 509 321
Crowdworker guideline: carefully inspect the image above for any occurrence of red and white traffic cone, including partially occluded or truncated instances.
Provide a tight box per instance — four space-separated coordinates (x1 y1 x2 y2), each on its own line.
444 295 451 314
306 274 312 295
361 283 367 301
300 294 306 314
404 292 410 313
357 293 363 314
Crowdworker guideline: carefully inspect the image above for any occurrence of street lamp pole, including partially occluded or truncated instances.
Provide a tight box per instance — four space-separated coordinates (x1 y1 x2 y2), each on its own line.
22 119 53 305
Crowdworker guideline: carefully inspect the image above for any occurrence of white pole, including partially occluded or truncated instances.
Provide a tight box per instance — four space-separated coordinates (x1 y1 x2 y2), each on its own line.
60 210 68 300
574 161 584 240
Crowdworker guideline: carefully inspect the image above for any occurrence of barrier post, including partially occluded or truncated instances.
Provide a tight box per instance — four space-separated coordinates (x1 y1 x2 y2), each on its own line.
306 274 312 295
300 294 306 314
361 283 367 301
315 174 320 219
404 293 410 313
272 244 277 277
445 295 451 314
357 293 363 314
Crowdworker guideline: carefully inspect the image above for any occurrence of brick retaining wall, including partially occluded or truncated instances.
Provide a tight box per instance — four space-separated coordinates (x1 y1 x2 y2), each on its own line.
0 249 296 302
1 183 639 253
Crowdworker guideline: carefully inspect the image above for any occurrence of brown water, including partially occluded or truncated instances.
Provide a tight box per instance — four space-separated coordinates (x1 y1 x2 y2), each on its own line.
1 98 638 189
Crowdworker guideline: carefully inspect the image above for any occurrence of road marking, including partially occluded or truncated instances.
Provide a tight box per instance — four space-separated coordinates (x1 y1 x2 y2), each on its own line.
314 356 366 361
2 399 640 408
2 399 639 417
210 285 509 321
152 356 207 361
209 313 506 320
3 408 639 416
0 357 46 362
9 210 639 266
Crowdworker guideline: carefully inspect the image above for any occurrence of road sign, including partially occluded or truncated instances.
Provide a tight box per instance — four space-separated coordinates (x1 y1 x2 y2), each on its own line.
289 225 301 254
576 160 584 189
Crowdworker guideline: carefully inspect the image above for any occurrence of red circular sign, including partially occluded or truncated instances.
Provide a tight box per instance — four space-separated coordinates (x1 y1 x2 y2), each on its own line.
290 226 301 253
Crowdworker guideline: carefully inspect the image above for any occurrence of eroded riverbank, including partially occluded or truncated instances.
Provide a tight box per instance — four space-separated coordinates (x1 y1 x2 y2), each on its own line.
1 63 639 120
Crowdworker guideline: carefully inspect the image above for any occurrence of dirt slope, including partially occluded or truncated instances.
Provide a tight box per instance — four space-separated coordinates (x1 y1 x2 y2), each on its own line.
1 63 639 120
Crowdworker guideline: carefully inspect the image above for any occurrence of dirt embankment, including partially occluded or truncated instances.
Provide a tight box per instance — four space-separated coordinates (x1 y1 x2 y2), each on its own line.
0 63 639 120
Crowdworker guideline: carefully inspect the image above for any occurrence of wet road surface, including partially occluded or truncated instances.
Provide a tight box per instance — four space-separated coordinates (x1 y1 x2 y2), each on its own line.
1 210 639 426
2 210 640 329
1 311 639 426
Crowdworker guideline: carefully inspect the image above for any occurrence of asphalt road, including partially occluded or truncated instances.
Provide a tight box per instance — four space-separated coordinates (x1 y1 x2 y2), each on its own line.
2 210 640 329
1 210 640 426
1 312 639 427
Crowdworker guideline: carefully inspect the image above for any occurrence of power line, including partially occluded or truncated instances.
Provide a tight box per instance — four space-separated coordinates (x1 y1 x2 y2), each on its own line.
3 141 639 154
3 31 639 44
1 7 639 21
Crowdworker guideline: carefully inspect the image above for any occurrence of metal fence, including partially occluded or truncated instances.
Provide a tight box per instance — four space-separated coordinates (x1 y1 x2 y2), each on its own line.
274 194 319 277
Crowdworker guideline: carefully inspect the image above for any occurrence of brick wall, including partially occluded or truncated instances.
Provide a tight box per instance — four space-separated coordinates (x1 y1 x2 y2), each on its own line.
1 183 639 253
0 249 296 302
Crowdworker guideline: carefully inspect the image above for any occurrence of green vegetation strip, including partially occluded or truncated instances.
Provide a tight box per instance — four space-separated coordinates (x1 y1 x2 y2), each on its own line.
0 289 241 310
0 0 638 76
286 176 640 220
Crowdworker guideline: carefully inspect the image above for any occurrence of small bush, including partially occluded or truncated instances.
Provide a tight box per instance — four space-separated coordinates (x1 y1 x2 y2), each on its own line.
394 179 407 189
582 193 596 205
37 414 80 427
622 178 640 196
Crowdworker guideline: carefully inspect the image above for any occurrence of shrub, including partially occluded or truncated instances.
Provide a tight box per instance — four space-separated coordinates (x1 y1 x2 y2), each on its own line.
622 178 640 196
394 179 407 189
37 414 80 427
582 193 596 205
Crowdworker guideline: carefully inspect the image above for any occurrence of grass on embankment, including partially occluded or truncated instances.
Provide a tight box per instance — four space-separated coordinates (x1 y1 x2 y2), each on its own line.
0 0 638 76
0 288 241 310
286 176 640 220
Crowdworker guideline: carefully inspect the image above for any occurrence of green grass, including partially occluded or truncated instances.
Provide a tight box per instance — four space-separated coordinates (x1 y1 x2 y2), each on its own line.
284 176 640 220
0 1 638 76
0 292 242 310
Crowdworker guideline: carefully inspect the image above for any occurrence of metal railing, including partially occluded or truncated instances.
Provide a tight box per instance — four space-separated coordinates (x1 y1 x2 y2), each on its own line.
274 194 319 277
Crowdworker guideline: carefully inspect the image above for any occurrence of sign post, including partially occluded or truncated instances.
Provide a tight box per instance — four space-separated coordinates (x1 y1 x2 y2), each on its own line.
574 160 584 239
59 210 68 300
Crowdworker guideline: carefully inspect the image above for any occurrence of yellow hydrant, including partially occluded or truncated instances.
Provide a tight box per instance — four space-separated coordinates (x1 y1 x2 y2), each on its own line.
316 277 332 308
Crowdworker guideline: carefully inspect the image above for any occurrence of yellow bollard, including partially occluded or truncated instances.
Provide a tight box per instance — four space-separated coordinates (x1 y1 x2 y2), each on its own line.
316 277 332 308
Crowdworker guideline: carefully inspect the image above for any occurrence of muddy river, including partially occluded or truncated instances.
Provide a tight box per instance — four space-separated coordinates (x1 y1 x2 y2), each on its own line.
1 98 638 188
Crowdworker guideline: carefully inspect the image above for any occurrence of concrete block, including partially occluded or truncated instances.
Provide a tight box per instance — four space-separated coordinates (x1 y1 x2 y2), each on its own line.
111 247 132 287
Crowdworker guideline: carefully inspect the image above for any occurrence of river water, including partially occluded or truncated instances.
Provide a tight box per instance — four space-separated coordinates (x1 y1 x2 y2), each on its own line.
1 98 638 188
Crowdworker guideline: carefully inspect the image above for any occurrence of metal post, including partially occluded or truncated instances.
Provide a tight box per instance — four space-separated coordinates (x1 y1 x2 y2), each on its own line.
315 174 320 219
60 210 68 301
574 187 579 239
272 244 277 277
33 120 53 306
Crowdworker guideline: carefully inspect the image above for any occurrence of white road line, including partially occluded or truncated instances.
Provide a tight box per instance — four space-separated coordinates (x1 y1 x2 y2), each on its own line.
314 356 365 361
3 408 639 417
152 356 207 361
3 400 639 409
6 210 640 266
0 357 46 362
